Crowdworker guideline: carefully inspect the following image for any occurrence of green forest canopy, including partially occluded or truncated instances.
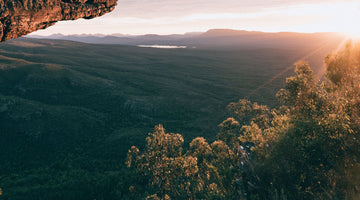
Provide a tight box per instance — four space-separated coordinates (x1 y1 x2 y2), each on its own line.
126 41 360 200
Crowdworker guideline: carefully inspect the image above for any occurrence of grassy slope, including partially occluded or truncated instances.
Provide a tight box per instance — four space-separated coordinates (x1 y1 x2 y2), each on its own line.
0 37 342 199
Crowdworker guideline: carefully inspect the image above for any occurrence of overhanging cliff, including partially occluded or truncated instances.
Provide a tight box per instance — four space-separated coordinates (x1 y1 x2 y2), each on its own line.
0 0 117 42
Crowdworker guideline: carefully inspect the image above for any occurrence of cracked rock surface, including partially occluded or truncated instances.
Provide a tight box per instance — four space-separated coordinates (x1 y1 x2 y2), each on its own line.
0 0 117 42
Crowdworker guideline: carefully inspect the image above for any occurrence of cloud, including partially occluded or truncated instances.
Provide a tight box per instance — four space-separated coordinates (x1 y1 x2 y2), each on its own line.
105 0 355 18
30 0 359 35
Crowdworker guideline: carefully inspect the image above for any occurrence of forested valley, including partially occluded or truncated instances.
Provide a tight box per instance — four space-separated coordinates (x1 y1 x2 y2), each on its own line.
0 37 358 199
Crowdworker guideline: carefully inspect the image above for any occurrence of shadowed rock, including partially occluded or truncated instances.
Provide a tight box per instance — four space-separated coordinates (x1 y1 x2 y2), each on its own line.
0 0 117 42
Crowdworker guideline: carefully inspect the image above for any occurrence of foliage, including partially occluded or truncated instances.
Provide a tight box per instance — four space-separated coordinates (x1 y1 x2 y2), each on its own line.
127 42 360 199
127 125 250 199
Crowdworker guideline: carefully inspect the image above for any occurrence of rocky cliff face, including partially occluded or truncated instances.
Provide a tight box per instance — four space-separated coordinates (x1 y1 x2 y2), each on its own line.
0 0 117 42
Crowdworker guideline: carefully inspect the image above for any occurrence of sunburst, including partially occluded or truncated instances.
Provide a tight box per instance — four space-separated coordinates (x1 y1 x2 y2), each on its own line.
339 2 360 40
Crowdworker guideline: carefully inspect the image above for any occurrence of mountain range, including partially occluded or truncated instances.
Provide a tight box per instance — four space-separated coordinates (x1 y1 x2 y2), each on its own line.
28 29 347 50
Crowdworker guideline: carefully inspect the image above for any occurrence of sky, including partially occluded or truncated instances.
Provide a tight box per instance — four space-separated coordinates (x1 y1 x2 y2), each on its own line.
31 0 360 36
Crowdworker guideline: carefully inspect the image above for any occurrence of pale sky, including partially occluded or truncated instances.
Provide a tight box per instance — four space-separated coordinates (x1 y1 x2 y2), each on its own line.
31 0 360 36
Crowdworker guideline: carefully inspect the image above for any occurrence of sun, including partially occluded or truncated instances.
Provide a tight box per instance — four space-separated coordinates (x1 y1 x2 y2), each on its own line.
338 2 360 40
343 29 360 41
342 21 360 40
309 1 360 40
347 33 360 41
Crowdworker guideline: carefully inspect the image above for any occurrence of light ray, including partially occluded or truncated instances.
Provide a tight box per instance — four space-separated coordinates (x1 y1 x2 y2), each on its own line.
246 37 348 98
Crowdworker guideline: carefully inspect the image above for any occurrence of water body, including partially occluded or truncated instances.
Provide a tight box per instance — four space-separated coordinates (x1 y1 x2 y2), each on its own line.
137 45 187 49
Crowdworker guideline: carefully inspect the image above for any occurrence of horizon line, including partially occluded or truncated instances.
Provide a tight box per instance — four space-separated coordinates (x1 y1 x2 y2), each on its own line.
29 28 346 37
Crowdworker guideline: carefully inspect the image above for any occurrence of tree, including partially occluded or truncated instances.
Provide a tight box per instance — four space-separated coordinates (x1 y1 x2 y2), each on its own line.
126 41 360 200
126 125 200 199
126 125 249 199
230 44 360 199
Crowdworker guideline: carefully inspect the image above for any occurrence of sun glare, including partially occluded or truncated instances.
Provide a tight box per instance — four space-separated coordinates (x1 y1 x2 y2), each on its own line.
337 2 360 40
342 19 360 40
345 31 360 41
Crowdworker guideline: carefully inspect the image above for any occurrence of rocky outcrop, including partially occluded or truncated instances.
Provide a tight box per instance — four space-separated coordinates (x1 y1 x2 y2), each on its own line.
0 0 117 42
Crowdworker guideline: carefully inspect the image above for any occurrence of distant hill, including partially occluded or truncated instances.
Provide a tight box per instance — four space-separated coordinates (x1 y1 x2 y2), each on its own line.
200 29 265 37
28 29 346 50
188 29 346 49
28 32 201 46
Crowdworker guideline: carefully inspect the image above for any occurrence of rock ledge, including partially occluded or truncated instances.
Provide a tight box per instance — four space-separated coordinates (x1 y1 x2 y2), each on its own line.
0 0 117 42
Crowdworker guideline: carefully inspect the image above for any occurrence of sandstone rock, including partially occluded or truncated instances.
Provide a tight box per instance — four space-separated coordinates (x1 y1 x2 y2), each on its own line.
0 0 117 42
